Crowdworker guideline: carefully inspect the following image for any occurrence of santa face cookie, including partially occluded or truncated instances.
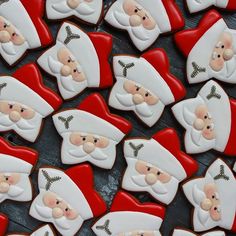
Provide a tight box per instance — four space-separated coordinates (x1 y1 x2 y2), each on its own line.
30 164 106 236
122 128 198 205
0 138 38 204
92 191 165 236
104 0 184 51
37 21 113 100
0 213 8 236
172 229 225 236
0 0 52 66
172 80 236 155
175 10 236 84
46 0 103 25
186 0 236 13
183 158 236 232
109 49 186 127
53 93 132 169
0 64 62 142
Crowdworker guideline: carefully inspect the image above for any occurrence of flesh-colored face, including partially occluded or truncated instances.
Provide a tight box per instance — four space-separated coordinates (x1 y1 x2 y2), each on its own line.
123 0 156 30
0 173 20 193
67 0 93 9
57 47 86 82
118 231 156 236
210 32 234 72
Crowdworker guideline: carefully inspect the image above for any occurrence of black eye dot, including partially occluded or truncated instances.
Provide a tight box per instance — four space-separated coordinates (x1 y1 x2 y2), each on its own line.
204 115 207 119
207 126 210 129
94 139 98 143
3 24 6 28
134 9 138 13
157 171 161 176
68 59 71 63
145 93 149 97
221 45 225 49
147 167 151 171
5 177 8 181
12 33 16 37
73 69 77 73
56 201 60 204
9 105 13 109
21 109 24 113
214 207 217 211
82 138 86 141
136 88 140 91
218 55 221 58
212 195 215 199
65 208 69 212
143 16 146 20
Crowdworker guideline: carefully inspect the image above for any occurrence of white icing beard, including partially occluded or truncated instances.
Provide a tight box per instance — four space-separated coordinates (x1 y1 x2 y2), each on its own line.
61 132 117 169
106 2 160 51
0 111 43 142
122 158 179 205
30 191 84 236
48 56 88 99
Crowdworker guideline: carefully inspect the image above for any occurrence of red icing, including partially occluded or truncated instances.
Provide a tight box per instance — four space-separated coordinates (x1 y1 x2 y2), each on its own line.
232 214 236 232
227 1 236 10
65 164 107 217
224 99 236 156
0 214 8 236
12 63 62 111
0 137 38 167
20 0 53 46
162 0 185 31
78 93 132 135
88 33 113 88
142 49 186 101
152 128 198 178
111 191 166 219
174 10 222 57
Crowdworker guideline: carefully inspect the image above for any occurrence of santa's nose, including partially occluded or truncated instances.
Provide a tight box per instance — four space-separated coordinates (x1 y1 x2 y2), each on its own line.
52 207 64 219
83 142 95 154
223 49 234 61
145 173 157 185
61 65 71 77
193 118 205 130
0 31 11 43
9 111 21 122
129 15 142 27
0 182 10 193
67 0 79 9
133 94 144 105
201 198 213 211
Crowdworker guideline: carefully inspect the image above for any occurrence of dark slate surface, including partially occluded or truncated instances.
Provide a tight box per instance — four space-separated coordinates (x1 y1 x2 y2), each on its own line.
0 0 236 235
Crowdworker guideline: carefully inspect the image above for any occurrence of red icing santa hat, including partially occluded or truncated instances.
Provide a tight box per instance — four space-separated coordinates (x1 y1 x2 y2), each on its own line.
174 10 229 83
0 63 62 117
0 0 52 48
186 0 236 13
134 0 184 32
0 137 38 174
38 165 107 219
53 93 132 142
0 214 8 236
93 191 165 235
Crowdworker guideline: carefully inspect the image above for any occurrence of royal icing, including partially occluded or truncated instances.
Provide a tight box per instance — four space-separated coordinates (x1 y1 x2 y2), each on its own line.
186 0 236 13
0 64 62 142
183 158 236 232
53 93 132 169
172 80 236 155
37 21 113 100
109 49 186 127
122 128 198 205
0 0 52 65
92 191 165 236
175 10 236 84
104 0 184 51
29 164 106 236
0 213 8 236
0 137 38 203
46 0 103 25
172 229 225 236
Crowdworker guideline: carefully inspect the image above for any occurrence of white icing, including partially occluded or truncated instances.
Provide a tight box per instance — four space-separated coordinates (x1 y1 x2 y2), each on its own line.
173 229 225 236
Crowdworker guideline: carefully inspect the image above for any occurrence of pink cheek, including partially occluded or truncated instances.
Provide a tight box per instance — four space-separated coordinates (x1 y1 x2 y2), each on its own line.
210 208 221 221
210 59 224 71
8 178 15 185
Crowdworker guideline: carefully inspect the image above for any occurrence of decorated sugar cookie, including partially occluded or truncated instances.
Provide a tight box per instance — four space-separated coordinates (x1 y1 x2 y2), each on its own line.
109 49 186 127
0 214 8 236
46 0 103 25
183 158 236 232
30 164 107 236
92 191 165 236
122 128 198 205
0 0 52 66
0 64 62 142
175 10 236 84
172 80 236 155
104 0 184 51
186 0 236 13
173 228 225 236
53 93 132 169
37 21 113 100
0 138 38 204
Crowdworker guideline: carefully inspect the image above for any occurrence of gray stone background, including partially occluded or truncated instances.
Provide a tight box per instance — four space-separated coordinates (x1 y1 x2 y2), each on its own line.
0 0 235 235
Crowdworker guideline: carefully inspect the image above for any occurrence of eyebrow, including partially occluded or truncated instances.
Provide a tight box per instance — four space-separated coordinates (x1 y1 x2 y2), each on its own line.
135 5 142 11
145 13 149 19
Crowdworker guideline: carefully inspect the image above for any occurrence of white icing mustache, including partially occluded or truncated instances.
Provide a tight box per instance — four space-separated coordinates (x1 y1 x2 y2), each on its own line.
69 146 108 160
35 204 70 230
0 185 24 202
183 106 195 126
116 93 153 117
131 175 168 194
1 41 16 55
225 56 236 77
52 1 95 15
113 10 130 27
192 184 206 205
60 75 77 92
